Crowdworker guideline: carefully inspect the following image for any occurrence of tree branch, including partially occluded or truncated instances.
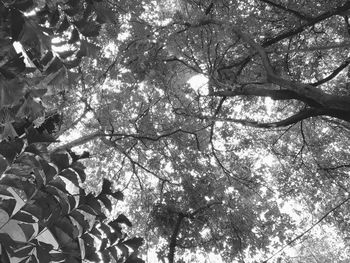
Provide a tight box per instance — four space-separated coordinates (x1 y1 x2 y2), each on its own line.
259 0 312 21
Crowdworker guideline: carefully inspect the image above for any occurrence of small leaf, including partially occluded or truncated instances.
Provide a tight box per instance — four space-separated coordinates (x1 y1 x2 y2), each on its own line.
59 169 79 187
0 155 8 175
9 245 33 258
12 210 37 223
115 214 132 227
110 190 124 201
57 16 70 33
97 194 112 211
122 237 144 251
49 9 60 27
40 51 54 66
45 57 64 75
101 179 112 195
0 79 26 107
71 162 86 182
68 28 80 44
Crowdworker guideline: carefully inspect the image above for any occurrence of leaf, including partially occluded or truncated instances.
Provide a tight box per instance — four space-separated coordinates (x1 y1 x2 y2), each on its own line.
0 52 25 78
55 216 79 239
50 152 70 172
0 138 23 163
77 40 101 58
101 179 112 195
74 21 101 37
39 159 57 183
0 122 18 140
69 210 90 232
97 194 112 211
0 233 17 247
0 79 26 107
115 214 132 227
40 51 54 66
0 155 8 176
57 49 76 60
71 162 86 182
0 219 27 242
13 0 34 11
45 57 64 75
18 223 35 240
46 185 70 215
49 9 60 27
21 203 42 221
16 96 44 119
68 28 80 44
122 237 144 251
57 16 70 34
59 169 80 187
110 190 124 201
10 8 24 41
10 245 33 258
25 125 56 144
12 210 37 223
0 208 10 228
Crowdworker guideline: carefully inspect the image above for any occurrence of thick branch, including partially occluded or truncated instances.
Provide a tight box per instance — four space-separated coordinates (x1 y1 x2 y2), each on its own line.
231 26 350 116
209 108 323 128
211 86 321 107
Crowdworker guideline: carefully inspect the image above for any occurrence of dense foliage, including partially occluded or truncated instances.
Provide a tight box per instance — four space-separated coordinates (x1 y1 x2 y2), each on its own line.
0 0 143 262
1 0 350 262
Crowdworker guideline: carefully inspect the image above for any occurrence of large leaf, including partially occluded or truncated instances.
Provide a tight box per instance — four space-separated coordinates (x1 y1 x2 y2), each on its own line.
59 169 79 187
50 152 70 172
12 210 37 224
25 125 56 144
0 138 23 163
0 79 26 107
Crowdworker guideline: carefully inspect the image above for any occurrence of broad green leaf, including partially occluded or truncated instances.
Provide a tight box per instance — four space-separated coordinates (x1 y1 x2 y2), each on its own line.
68 28 80 44
57 16 70 34
25 125 56 144
16 96 44 119
71 162 86 182
0 138 23 163
18 223 35 240
114 214 132 227
0 198 16 217
59 169 79 187
0 79 26 107
0 219 27 242
12 210 37 223
10 245 33 258
97 194 112 211
122 237 143 251
0 208 10 228
50 152 70 172
110 190 124 201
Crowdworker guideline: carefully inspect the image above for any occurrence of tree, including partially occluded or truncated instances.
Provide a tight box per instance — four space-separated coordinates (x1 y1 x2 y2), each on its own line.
2 0 350 262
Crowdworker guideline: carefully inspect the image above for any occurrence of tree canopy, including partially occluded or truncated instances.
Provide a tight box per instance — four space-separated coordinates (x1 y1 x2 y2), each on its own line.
1 0 350 262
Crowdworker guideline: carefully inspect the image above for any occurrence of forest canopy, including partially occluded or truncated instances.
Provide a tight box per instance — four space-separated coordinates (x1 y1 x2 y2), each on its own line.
0 0 350 262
